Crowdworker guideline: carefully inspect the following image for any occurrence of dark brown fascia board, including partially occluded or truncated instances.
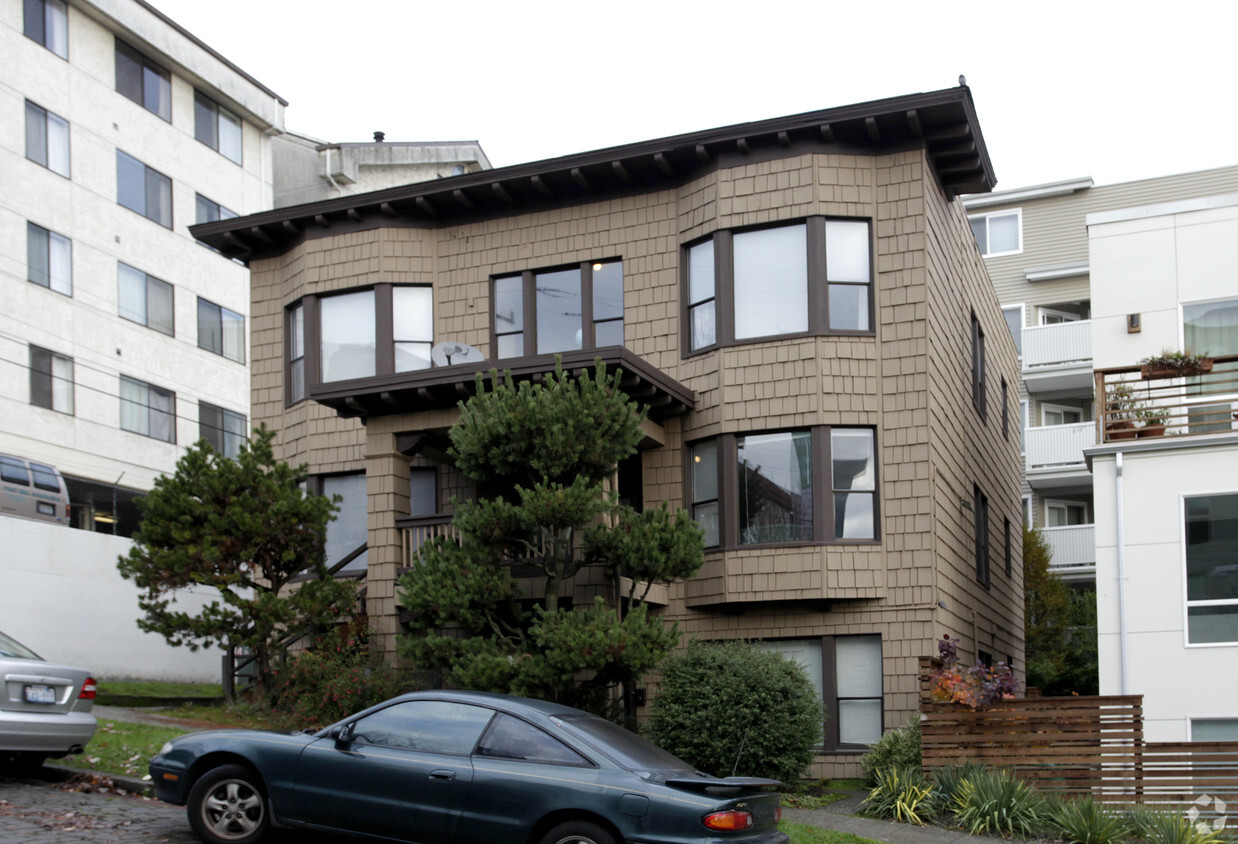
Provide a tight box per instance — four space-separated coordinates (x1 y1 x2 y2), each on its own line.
193 86 995 258
309 348 695 421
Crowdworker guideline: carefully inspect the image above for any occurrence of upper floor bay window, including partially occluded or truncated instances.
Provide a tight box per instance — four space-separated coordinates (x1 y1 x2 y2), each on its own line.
690 427 878 549
25 100 69 177
287 302 305 402
1184 493 1238 645
493 259 624 358
115 39 171 121
24 0 67 58
684 218 872 354
194 91 243 164
969 208 1022 257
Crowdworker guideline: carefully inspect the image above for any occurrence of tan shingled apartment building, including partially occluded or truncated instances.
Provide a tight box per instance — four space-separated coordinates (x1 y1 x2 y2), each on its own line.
196 85 1023 776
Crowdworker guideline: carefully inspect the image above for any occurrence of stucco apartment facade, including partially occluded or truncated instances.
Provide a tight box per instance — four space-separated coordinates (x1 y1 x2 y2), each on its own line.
963 166 1238 584
1086 193 1238 743
197 85 1024 775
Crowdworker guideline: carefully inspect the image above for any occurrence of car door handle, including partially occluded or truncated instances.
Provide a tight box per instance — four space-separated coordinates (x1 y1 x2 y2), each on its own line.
429 769 456 782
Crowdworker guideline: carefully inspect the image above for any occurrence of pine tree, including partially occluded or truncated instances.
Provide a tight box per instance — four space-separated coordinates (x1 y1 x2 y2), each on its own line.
398 361 704 713
117 425 355 697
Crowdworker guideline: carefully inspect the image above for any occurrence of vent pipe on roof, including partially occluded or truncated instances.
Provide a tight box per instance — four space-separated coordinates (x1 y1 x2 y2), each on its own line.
374 131 385 142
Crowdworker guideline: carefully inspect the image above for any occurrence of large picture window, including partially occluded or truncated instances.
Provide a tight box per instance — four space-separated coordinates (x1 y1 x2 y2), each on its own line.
684 218 872 353
493 260 624 359
320 290 376 382
117 151 172 228
27 222 71 295
25 100 69 177
115 39 171 121
690 427 878 548
1184 494 1238 645
120 376 175 443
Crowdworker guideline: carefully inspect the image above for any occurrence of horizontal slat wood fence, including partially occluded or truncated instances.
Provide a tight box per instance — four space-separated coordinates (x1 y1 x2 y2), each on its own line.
918 658 1238 816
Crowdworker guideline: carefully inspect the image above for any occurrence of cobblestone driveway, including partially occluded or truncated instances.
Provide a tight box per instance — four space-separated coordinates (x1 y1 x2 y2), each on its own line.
0 769 354 844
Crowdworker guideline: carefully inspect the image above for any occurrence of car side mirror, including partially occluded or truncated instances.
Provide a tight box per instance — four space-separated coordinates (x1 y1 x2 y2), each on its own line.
334 723 354 743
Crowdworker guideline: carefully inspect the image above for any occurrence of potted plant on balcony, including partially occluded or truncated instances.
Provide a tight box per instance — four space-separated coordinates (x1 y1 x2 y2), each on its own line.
1104 381 1141 441
1139 349 1213 379
1137 407 1167 438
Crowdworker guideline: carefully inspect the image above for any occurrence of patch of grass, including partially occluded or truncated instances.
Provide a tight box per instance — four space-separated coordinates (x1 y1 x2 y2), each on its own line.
781 823 883 844
53 719 185 778
158 702 282 730
784 791 849 810
96 680 222 700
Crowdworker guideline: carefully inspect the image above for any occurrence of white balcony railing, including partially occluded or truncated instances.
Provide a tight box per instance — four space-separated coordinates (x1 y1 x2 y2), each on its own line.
1025 422 1096 470
1041 523 1096 575
1023 320 1092 369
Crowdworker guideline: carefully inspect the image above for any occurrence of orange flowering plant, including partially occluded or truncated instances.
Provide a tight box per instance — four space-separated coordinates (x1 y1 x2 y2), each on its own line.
930 634 1019 708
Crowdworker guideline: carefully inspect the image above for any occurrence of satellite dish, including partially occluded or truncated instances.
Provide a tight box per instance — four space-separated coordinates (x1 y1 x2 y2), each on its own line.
431 341 485 367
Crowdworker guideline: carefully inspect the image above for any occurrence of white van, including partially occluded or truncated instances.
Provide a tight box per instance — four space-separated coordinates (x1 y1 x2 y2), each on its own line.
0 455 70 526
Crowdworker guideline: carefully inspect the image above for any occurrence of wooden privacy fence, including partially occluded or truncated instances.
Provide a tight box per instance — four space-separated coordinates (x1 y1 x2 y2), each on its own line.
918 658 1238 815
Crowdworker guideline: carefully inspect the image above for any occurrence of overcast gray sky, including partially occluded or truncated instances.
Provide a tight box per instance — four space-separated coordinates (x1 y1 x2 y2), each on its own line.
152 0 1237 192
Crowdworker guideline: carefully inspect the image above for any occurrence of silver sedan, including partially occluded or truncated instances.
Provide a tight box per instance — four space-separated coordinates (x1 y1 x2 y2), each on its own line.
0 629 96 771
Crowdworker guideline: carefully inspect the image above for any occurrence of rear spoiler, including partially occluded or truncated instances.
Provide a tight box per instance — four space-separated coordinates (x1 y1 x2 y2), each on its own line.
664 775 782 793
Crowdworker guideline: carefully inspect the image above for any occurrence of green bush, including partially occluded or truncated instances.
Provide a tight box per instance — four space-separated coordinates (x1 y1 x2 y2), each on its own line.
646 640 824 782
1048 796 1131 844
1131 807 1230 844
860 719 921 782
949 768 1044 836
929 762 987 806
268 630 413 729
860 766 935 825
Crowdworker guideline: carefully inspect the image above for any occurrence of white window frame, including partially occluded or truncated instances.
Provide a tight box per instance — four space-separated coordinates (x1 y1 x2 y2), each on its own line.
1020 399 1029 455
1041 402 1084 426
1038 306 1081 326
1002 303 1025 358
969 208 1023 257
1023 495 1033 526
1045 499 1089 527
1182 491 1238 648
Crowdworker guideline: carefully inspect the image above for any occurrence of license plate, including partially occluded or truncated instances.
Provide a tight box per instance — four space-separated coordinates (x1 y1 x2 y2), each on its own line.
24 685 56 704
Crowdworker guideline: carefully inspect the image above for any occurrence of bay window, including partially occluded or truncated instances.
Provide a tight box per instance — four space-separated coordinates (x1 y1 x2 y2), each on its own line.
690 427 878 548
684 217 872 353
493 259 624 358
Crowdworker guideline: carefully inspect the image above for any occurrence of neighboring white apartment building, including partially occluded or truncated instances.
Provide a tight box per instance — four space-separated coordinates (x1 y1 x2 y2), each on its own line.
1086 193 1238 742
2 0 285 534
964 166 1238 584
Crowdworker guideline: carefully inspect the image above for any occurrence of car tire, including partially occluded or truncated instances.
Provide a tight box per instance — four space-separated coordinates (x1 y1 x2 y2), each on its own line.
187 763 270 844
539 819 619 844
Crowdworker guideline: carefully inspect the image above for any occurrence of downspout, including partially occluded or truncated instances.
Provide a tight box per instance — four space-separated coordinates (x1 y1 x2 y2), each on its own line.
1115 451 1130 695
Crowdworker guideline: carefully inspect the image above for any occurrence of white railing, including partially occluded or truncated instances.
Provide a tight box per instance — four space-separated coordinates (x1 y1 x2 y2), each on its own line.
1023 320 1092 369
1025 422 1096 469
1041 523 1096 572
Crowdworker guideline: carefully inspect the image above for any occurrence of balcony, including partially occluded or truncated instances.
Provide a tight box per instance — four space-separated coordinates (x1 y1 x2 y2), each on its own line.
1097 354 1238 444
1022 320 1093 394
1041 523 1096 582
1024 422 1095 491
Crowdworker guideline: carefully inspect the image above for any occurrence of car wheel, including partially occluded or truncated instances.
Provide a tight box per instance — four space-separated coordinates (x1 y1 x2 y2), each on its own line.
539 819 618 844
187 763 270 844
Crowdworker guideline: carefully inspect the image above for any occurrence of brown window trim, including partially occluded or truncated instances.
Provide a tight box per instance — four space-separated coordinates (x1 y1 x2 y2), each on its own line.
680 216 875 358
686 426 881 550
489 258 623 359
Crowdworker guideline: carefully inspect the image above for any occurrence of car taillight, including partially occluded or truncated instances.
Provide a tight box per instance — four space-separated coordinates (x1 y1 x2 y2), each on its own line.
702 810 754 831
79 678 96 700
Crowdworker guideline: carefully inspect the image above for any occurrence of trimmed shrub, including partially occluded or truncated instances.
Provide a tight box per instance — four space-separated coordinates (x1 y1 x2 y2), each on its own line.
949 768 1044 836
1048 796 1131 844
268 629 413 729
647 640 824 782
861 719 921 782
860 766 935 825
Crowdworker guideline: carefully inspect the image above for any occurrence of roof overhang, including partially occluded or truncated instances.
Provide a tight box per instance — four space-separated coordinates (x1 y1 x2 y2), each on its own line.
311 347 694 421
193 86 997 263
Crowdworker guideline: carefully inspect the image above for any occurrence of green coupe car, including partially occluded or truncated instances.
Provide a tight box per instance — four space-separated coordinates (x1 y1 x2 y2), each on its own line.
150 689 787 844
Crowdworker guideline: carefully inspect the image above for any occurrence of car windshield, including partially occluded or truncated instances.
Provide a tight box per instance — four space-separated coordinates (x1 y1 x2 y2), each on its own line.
0 631 42 660
555 713 692 773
